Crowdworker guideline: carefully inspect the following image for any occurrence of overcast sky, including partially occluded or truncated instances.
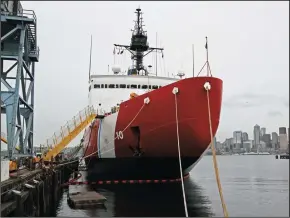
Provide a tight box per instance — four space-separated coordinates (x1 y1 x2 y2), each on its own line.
1 1 289 148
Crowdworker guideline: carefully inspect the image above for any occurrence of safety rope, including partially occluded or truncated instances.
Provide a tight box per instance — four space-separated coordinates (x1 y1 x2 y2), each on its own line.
204 82 228 217
173 87 189 217
58 100 147 171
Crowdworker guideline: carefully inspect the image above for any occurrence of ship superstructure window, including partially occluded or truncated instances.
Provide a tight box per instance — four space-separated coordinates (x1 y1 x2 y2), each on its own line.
93 83 162 89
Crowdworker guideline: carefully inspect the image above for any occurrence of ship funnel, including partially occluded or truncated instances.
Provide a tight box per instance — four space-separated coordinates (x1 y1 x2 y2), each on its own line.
112 65 121 74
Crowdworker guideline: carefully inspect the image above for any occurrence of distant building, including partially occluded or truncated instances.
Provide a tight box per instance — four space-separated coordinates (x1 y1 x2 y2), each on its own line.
279 127 286 135
279 134 288 151
233 131 243 144
259 141 267 152
243 140 252 152
272 132 279 149
216 142 222 150
253 124 260 148
223 138 232 151
261 134 271 148
260 127 266 137
242 132 249 141
279 127 288 151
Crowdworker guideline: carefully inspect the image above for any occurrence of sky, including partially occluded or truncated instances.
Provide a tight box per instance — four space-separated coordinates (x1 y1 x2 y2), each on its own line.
1 1 289 149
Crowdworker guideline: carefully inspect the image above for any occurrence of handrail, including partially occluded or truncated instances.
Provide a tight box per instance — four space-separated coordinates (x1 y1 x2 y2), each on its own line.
41 106 96 160
1 9 37 22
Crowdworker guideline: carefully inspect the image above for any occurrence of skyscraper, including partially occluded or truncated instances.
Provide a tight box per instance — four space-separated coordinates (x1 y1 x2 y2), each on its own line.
233 131 242 150
272 132 279 149
279 127 287 151
260 127 266 137
254 124 260 148
242 132 249 141
233 131 243 144
279 127 286 135
261 134 271 148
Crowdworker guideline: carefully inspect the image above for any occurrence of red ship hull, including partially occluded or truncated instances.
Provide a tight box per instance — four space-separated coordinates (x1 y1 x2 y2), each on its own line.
83 76 223 180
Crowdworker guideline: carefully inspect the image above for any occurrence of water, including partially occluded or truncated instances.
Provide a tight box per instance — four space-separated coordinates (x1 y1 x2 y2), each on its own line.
55 156 289 217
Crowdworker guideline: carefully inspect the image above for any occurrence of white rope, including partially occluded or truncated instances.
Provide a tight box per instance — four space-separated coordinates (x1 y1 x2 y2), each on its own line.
173 90 188 217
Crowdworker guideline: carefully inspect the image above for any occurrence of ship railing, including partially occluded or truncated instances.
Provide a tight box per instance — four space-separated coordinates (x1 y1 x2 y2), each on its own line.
42 105 96 152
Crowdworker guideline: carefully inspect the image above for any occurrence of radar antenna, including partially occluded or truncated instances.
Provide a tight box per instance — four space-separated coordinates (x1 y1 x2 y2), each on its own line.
113 8 164 76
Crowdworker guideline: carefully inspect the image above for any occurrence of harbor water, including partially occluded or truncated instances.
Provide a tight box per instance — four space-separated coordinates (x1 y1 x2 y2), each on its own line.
54 155 288 217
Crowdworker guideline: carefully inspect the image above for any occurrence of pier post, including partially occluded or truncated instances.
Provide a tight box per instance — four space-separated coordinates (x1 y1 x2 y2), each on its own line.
14 194 24 216
39 181 45 215
35 182 40 216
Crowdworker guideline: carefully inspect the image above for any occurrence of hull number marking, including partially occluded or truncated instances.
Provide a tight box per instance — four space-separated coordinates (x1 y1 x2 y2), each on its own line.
116 131 124 140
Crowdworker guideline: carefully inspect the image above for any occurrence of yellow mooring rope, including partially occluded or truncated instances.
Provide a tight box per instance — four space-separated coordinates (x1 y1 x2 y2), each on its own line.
205 82 229 217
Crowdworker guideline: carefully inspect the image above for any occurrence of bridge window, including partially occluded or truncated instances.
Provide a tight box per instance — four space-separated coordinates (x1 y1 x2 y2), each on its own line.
131 84 137 89
105 84 107 88
109 84 115 88
101 84 104 88
149 85 152 89
120 84 126 88
141 85 148 89
116 84 119 88
152 85 158 89
127 85 130 88
94 84 100 88
138 85 141 89
159 85 162 88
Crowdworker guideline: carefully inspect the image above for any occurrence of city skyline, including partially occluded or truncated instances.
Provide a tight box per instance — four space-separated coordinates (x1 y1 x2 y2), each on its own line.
212 123 289 154
217 124 289 144
216 123 289 142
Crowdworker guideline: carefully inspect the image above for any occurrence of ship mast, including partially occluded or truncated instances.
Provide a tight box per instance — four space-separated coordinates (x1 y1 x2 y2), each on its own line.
113 8 164 76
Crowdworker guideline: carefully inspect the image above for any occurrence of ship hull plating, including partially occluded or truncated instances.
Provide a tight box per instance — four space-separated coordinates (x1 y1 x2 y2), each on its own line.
83 76 223 180
85 156 200 180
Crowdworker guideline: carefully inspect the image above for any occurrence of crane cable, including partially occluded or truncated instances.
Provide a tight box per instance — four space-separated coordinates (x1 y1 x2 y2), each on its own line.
204 82 229 218
173 87 189 217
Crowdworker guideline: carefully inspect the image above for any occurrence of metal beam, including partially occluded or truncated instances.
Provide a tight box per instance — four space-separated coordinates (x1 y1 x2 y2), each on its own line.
3 61 18 76
1 9 38 160
1 26 19 41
